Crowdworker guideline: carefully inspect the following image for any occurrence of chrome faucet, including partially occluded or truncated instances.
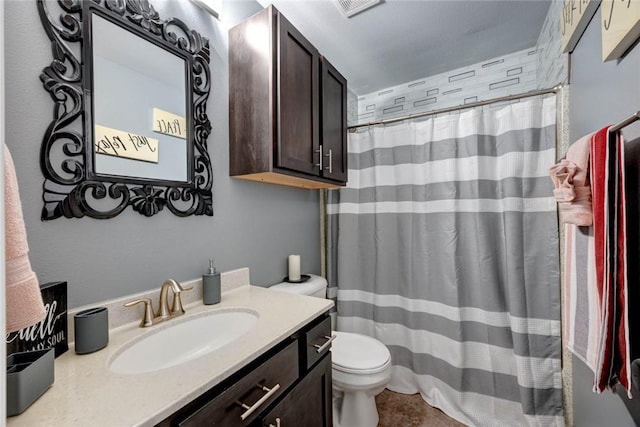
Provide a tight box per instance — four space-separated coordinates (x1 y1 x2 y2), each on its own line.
124 279 193 327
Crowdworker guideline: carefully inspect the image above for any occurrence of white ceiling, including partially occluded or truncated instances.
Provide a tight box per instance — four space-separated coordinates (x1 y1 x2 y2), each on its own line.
253 0 551 95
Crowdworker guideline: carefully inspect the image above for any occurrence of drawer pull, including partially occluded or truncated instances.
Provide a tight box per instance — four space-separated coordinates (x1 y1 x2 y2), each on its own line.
268 418 282 427
237 383 281 421
313 334 336 353
324 149 333 174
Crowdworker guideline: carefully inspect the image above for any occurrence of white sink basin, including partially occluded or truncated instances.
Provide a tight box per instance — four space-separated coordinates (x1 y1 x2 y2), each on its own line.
109 308 259 374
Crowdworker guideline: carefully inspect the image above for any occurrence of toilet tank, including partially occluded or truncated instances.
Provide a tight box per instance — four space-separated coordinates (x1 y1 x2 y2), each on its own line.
269 275 328 298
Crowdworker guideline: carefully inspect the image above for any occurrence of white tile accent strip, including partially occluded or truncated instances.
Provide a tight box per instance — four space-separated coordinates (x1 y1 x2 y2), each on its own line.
356 48 539 124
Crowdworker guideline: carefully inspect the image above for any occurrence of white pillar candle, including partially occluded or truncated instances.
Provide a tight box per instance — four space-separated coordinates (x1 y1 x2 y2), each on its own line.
288 255 301 281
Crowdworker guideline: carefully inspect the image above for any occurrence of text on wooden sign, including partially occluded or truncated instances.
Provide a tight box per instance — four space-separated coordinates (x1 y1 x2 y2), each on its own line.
94 124 159 163
601 0 640 61
561 0 600 53
153 108 187 139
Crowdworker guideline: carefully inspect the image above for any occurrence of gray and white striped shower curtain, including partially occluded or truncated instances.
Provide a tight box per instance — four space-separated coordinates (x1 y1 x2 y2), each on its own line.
327 96 563 426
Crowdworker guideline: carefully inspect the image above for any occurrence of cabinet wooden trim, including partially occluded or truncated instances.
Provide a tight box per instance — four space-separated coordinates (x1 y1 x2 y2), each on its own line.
232 172 341 189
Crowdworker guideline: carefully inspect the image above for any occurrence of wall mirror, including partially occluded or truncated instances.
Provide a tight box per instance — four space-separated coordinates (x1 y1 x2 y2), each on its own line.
38 0 213 219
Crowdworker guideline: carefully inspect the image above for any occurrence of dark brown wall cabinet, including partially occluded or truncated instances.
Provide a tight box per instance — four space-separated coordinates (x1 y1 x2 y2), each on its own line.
229 6 348 189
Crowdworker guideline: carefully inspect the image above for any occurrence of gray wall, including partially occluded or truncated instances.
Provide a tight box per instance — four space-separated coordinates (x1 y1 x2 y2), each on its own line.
4 0 321 308
569 7 639 427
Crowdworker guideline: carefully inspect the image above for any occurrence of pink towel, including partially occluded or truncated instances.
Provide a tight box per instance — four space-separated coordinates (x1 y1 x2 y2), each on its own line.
5 144 46 333
549 134 592 225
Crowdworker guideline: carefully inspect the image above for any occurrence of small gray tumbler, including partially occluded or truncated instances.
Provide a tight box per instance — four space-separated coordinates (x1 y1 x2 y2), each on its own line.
74 307 109 354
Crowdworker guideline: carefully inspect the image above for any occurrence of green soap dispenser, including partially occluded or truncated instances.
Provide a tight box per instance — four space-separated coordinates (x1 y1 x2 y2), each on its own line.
203 259 221 305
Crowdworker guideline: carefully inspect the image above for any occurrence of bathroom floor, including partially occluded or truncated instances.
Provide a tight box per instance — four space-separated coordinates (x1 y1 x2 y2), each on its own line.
376 390 467 427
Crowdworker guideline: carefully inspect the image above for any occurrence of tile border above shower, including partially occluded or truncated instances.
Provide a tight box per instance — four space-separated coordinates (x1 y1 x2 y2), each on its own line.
356 47 538 124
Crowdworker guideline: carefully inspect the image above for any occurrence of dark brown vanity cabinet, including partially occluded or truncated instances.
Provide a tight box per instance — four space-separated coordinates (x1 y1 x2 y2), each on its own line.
262 355 332 427
263 315 333 426
157 313 333 426
229 6 348 189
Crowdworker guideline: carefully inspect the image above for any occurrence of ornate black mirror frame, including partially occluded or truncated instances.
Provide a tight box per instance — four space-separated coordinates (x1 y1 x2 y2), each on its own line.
37 0 213 220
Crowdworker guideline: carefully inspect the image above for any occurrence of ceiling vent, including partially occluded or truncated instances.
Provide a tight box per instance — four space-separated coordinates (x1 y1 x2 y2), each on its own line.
334 0 381 18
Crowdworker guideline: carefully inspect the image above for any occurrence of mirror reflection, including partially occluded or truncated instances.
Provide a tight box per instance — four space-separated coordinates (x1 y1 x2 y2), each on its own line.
92 13 188 182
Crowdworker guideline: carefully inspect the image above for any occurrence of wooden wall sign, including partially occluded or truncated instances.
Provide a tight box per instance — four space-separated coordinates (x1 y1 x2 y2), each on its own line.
561 0 600 53
94 124 159 163
153 108 187 139
6 281 68 358
602 0 640 61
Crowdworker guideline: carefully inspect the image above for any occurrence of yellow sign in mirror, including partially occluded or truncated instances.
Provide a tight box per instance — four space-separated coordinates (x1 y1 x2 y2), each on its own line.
153 108 187 139
94 124 159 163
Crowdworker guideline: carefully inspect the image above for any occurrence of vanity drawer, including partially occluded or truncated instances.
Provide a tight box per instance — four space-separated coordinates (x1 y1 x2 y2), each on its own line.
179 340 299 427
305 315 333 369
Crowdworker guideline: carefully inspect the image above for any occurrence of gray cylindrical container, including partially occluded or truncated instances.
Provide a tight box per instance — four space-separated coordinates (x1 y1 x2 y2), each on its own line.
203 259 221 305
74 307 109 354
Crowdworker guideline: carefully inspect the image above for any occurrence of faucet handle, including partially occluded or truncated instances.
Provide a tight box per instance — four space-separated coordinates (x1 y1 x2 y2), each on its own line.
124 298 154 327
170 284 193 315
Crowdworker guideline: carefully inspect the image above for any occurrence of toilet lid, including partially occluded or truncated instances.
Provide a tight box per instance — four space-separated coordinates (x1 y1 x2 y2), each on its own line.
331 331 391 374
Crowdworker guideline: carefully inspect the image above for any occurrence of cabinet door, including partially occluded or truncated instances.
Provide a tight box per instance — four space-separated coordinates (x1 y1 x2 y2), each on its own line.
320 58 348 183
276 13 320 176
263 353 333 427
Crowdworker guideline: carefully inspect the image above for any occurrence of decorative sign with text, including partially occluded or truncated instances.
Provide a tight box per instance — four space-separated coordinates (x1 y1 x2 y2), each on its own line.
601 0 640 61
561 0 600 53
6 281 68 358
94 124 159 163
153 108 187 139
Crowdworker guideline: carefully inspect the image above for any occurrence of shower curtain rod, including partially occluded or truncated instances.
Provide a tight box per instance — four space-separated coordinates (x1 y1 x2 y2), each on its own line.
348 85 562 131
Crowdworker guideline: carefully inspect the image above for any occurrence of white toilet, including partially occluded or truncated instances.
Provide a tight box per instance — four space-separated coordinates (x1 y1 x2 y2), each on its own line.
271 276 391 427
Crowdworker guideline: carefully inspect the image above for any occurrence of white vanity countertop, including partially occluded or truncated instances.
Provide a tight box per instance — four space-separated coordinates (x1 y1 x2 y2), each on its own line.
7 283 333 427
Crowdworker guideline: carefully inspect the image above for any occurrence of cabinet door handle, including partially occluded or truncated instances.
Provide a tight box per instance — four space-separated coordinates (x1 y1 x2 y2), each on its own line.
313 334 336 353
314 145 323 171
237 383 281 421
324 149 333 174
268 418 282 427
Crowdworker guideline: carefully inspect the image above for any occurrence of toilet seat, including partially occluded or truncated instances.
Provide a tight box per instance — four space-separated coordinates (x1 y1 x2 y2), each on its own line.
331 331 391 375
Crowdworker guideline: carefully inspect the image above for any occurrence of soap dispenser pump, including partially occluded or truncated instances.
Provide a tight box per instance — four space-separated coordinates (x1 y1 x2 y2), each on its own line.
203 259 221 305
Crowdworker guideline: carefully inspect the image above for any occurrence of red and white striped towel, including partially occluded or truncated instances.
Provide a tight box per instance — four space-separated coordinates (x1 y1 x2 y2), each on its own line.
561 127 631 397
590 127 630 395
